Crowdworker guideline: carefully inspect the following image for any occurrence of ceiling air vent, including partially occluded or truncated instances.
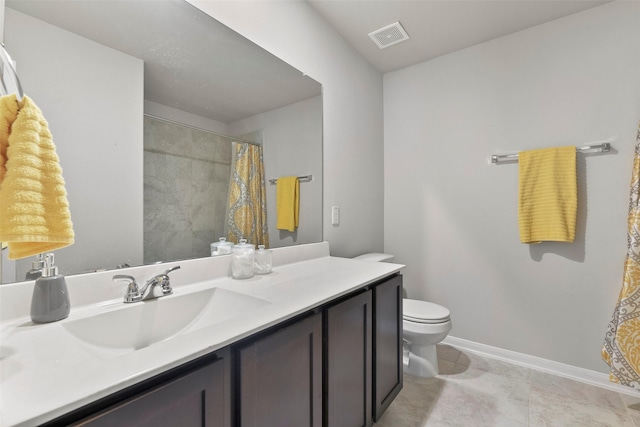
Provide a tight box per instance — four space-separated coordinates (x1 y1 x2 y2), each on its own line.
368 22 409 49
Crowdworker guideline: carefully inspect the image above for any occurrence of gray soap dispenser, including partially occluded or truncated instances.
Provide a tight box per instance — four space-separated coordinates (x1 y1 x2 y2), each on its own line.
25 253 45 280
30 253 70 323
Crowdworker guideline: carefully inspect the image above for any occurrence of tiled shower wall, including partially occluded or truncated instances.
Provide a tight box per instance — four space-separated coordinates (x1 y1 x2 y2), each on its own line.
143 116 232 264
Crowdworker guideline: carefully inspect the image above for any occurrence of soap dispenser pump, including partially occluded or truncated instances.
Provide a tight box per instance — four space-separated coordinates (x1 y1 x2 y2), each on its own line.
25 253 45 280
30 253 70 323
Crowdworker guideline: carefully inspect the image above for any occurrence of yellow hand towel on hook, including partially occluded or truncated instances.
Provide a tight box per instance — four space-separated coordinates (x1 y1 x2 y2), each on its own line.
518 146 577 244
0 94 74 259
276 176 299 232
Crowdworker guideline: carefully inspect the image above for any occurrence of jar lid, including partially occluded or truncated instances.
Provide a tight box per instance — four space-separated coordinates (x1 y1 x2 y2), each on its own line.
233 239 255 251
213 237 233 247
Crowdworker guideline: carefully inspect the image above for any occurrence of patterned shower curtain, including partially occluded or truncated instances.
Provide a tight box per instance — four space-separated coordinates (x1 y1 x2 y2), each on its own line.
227 142 269 247
602 123 640 390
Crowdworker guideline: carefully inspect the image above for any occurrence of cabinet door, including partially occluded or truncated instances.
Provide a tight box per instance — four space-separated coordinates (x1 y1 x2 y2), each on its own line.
238 312 323 427
326 289 373 427
373 274 403 420
75 356 228 427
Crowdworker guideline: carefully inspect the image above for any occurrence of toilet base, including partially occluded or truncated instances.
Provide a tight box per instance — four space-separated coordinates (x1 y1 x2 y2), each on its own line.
403 342 439 378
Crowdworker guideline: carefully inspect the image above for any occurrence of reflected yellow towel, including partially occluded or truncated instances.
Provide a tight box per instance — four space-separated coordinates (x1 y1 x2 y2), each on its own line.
276 176 299 232
518 146 577 244
0 94 74 259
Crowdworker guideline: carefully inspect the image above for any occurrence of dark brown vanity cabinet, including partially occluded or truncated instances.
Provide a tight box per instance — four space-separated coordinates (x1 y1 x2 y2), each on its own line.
373 274 403 421
51 274 401 427
235 273 402 427
70 350 231 427
325 274 403 427
236 312 323 427
326 289 373 427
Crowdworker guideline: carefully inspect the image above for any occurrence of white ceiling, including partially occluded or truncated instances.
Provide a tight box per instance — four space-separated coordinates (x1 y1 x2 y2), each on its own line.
307 0 612 73
6 0 321 124
7 0 613 123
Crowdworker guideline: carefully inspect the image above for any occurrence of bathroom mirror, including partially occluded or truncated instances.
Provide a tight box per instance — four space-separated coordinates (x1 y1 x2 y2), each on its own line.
1 0 323 284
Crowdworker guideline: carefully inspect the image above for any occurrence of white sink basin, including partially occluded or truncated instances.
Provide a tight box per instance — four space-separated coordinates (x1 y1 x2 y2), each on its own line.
61 287 270 354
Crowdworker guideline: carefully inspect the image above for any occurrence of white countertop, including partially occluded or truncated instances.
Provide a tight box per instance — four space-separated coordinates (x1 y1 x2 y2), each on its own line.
0 242 404 427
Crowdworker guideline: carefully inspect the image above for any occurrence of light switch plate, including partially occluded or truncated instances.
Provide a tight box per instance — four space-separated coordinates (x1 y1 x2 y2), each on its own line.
331 206 340 226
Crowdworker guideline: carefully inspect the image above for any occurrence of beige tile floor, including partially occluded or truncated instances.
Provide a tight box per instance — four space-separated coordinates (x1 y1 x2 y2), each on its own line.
375 344 640 427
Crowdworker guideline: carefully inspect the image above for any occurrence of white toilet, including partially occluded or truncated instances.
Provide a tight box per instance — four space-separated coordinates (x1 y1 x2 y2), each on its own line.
354 253 452 378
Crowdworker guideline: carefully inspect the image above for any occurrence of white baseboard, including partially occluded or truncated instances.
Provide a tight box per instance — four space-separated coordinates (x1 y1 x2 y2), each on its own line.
442 336 639 397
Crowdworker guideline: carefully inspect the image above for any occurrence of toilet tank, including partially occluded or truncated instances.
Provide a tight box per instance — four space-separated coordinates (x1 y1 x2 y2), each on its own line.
353 253 394 262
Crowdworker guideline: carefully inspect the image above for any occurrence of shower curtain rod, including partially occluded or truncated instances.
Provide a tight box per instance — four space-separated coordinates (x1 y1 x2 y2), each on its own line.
491 142 612 164
143 113 260 146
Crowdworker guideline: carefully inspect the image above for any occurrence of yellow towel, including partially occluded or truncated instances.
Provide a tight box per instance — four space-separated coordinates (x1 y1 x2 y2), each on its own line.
276 176 299 232
518 146 577 244
0 94 74 259
0 94 19 182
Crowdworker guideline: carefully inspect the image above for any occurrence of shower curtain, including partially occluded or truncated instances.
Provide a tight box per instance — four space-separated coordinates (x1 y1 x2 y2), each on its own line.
602 123 640 390
227 142 269 247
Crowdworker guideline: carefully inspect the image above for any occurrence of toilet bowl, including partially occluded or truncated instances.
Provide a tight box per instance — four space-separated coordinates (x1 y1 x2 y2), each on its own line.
353 253 452 378
403 299 452 377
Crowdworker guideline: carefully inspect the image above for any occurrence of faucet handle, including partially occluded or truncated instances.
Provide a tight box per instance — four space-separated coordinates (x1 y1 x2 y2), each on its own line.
164 266 180 275
159 265 180 294
113 274 141 303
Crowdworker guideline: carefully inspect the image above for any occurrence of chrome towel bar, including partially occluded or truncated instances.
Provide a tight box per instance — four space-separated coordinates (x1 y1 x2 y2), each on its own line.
491 142 612 164
268 175 313 185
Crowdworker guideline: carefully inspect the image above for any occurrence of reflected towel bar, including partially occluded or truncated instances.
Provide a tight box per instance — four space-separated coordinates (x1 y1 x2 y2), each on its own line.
491 142 612 164
269 175 313 185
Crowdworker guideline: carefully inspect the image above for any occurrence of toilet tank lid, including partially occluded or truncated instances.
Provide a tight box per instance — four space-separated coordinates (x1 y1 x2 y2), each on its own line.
404 299 450 322
353 253 394 262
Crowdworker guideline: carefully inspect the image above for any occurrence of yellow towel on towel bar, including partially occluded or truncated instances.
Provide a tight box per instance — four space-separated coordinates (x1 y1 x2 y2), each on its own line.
0 94 74 259
518 146 577 244
276 176 299 232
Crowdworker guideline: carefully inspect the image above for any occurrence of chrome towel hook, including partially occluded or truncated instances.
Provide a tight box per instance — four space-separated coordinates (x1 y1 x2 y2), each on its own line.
0 44 24 100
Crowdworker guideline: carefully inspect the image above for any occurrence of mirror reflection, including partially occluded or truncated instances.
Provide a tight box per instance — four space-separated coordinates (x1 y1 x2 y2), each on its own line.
2 0 323 284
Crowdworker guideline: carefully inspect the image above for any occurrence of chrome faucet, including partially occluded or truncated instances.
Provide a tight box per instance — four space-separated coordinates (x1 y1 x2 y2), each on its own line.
113 266 180 303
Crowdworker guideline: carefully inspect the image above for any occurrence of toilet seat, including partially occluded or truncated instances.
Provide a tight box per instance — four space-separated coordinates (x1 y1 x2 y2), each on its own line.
403 299 450 324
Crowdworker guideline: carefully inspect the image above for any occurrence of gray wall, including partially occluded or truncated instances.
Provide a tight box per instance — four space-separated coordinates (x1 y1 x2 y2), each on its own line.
384 2 640 373
229 96 323 248
189 0 385 258
144 116 231 263
5 8 144 278
193 0 640 375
